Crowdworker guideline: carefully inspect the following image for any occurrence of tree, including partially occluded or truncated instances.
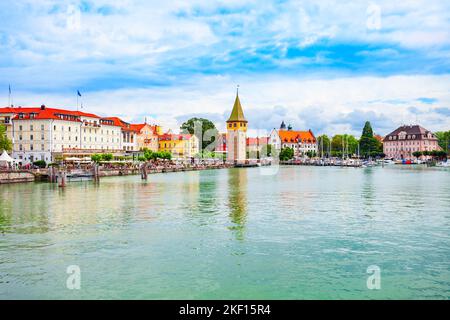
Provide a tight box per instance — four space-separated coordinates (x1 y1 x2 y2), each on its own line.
359 121 382 158
279 147 294 161
0 123 12 152
33 160 46 168
317 134 331 157
180 117 218 151
306 151 317 158
91 154 102 163
331 134 358 157
101 153 113 161
412 151 423 158
435 131 450 155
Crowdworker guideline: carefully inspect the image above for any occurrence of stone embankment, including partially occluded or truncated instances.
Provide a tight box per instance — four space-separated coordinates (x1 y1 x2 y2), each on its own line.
0 171 35 184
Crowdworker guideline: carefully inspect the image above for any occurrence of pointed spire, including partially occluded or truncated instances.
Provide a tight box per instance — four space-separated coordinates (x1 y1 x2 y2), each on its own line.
227 86 247 122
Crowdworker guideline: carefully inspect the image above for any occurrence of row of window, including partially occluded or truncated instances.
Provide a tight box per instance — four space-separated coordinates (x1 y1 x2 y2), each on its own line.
228 122 247 128
16 124 120 136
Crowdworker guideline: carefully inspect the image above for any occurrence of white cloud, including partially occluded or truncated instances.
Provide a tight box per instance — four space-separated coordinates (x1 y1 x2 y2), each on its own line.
10 74 450 136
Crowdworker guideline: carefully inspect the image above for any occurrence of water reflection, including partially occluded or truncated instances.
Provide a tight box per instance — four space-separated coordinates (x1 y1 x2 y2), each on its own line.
361 168 375 216
227 169 248 241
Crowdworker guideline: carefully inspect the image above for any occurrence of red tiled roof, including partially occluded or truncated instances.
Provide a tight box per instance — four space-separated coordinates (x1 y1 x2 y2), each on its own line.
0 106 100 122
101 117 138 131
130 123 146 132
278 130 316 143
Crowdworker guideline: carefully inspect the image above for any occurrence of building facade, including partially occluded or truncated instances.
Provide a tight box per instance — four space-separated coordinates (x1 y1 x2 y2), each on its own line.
131 123 161 152
269 122 317 157
246 137 269 158
226 92 248 162
158 133 199 158
383 124 441 160
0 106 160 164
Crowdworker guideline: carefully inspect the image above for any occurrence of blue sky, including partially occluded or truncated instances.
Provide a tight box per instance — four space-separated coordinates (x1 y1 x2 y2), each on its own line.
1 0 450 136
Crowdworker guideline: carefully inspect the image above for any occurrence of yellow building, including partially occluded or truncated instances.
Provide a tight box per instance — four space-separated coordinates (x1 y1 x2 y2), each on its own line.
158 133 199 158
226 90 248 162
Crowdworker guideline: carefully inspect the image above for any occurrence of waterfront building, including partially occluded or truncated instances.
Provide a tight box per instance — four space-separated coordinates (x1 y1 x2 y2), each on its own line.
214 133 227 157
101 117 138 152
226 91 248 163
246 137 269 158
0 105 122 163
383 124 441 160
269 122 318 157
0 105 166 164
130 123 161 152
158 133 199 158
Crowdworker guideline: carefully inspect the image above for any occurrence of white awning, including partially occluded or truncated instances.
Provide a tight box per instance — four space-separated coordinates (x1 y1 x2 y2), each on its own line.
0 150 14 163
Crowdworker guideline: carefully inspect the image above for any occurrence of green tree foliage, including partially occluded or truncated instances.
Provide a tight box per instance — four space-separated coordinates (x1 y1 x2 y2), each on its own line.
180 117 218 150
359 121 383 158
91 153 113 162
279 147 294 161
435 131 450 154
412 151 423 158
143 149 172 160
0 123 12 152
306 151 317 158
33 160 46 168
91 154 102 163
317 134 331 156
102 153 113 161
331 134 359 156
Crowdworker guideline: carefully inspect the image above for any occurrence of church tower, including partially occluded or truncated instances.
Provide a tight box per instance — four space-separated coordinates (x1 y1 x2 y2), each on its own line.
226 88 248 163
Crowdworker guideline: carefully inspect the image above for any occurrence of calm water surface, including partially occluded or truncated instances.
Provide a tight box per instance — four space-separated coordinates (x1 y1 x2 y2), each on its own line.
0 166 449 299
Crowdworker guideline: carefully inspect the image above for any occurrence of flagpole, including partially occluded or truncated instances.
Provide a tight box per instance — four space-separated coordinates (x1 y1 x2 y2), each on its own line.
8 85 11 107
77 94 79 111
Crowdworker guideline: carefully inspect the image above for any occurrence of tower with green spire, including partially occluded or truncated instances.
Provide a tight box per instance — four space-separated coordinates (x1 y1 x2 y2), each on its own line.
226 87 248 162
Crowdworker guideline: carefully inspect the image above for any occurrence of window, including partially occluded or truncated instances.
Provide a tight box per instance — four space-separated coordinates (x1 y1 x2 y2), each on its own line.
30 125 33 131
30 134 34 140
41 144 44 151
41 124 44 130
19 144 23 151
41 134 44 140
54 125 56 130
30 144 34 151
19 125 22 131
19 135 22 140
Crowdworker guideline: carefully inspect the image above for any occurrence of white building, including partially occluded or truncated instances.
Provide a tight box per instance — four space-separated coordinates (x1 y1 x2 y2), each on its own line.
0 105 136 164
269 121 318 157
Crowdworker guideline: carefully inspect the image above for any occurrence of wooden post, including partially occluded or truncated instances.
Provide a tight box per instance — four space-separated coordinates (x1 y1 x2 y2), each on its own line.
93 164 100 182
141 163 148 180
58 170 66 187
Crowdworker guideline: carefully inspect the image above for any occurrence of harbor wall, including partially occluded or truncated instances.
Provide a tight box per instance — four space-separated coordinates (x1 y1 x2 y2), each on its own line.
0 171 35 184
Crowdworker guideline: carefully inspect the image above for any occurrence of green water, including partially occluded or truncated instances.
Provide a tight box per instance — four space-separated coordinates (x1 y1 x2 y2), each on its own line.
0 166 449 299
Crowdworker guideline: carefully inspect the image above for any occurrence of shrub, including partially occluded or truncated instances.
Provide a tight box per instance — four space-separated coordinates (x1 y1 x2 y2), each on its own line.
33 160 46 168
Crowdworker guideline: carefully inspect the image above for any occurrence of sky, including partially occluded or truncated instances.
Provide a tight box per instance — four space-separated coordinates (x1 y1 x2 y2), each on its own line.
1 0 450 137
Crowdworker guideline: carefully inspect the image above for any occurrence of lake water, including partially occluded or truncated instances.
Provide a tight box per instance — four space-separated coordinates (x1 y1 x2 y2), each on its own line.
0 166 449 299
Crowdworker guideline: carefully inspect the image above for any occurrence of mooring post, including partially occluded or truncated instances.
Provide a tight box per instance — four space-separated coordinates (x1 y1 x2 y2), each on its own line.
58 170 66 188
141 163 148 180
93 164 100 182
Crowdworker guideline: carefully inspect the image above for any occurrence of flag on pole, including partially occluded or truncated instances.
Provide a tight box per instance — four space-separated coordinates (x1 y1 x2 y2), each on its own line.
77 90 82 97
9 84 11 95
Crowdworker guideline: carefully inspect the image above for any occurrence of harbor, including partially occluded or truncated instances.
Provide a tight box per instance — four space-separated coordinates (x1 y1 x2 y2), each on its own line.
1 165 449 299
